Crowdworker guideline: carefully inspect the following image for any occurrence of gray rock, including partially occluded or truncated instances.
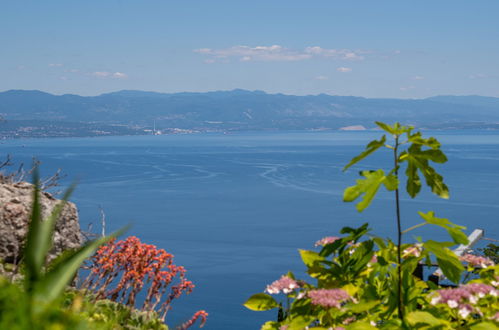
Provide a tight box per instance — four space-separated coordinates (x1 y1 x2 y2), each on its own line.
0 181 83 264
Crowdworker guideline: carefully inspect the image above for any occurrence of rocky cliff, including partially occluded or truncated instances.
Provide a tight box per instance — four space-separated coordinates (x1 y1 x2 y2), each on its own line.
0 180 83 264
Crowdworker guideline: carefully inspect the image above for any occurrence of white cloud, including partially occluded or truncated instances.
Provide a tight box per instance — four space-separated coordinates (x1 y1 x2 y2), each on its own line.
66 69 80 73
59 76 68 81
194 45 312 62
305 47 366 61
92 71 111 77
195 45 369 63
337 67 352 73
113 72 128 79
314 75 329 80
49 63 63 67
399 86 415 91
412 75 425 80
91 71 128 79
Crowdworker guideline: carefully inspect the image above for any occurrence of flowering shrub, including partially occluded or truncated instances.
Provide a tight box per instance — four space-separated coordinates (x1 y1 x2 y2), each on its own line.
244 123 499 329
245 225 499 329
315 236 341 247
81 236 207 327
308 289 352 308
0 170 170 329
266 276 300 295
460 253 495 269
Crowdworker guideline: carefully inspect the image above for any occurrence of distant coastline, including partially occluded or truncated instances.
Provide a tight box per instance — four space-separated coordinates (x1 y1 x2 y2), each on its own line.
2 89 499 138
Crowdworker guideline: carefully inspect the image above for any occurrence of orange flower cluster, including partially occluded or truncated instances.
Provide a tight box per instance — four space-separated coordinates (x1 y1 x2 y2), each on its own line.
178 310 208 329
82 236 204 326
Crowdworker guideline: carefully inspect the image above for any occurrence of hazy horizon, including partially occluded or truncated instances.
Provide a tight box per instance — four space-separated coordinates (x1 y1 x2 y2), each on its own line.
2 88 499 100
2 1 498 98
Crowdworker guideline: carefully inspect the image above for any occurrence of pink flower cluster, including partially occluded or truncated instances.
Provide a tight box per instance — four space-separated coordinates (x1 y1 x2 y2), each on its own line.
460 253 495 268
402 244 422 258
367 254 377 266
315 236 341 247
430 283 498 318
265 275 299 294
308 288 351 308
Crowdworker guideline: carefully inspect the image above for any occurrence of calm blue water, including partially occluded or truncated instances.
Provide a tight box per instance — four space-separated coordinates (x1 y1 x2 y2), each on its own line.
2 131 499 329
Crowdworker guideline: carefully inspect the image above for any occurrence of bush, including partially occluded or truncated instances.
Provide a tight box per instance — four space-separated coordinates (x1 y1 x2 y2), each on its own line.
245 123 499 329
80 236 207 327
0 169 207 329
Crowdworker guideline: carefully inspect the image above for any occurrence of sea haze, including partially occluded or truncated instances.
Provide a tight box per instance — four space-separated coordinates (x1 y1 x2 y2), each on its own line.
2 131 499 329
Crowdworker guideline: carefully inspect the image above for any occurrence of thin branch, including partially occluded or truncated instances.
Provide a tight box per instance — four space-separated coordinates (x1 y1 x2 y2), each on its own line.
39 168 65 190
393 134 404 320
0 154 12 169
402 222 427 234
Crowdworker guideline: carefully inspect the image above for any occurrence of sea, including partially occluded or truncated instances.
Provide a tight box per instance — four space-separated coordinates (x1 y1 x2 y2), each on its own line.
2 130 499 329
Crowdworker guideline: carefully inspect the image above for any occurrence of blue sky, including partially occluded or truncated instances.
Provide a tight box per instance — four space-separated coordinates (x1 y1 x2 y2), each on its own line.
1 1 498 98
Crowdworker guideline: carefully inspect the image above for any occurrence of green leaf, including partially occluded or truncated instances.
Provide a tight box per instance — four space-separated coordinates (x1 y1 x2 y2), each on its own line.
406 311 443 327
299 249 324 267
375 121 395 134
447 227 469 245
24 170 43 288
261 321 280 330
424 240 464 283
346 321 377 330
408 132 441 149
400 144 449 199
435 257 463 284
376 121 411 135
343 169 390 212
346 300 379 313
403 152 421 197
287 315 314 330
33 227 127 306
243 293 279 311
343 135 386 171
383 174 399 191
470 322 499 330
24 169 75 291
418 211 468 245
418 211 451 226
419 149 447 163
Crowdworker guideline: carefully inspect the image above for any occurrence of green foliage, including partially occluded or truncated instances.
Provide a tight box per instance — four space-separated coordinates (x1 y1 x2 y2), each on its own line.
23 170 123 316
245 224 498 329
244 294 279 311
0 278 168 330
343 135 386 171
0 169 168 329
417 211 468 245
343 121 449 210
245 122 499 329
343 170 398 212
62 290 168 329
423 240 464 283
479 243 499 264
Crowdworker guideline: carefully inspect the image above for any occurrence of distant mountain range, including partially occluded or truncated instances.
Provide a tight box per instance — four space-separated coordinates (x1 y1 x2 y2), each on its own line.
1 89 499 137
